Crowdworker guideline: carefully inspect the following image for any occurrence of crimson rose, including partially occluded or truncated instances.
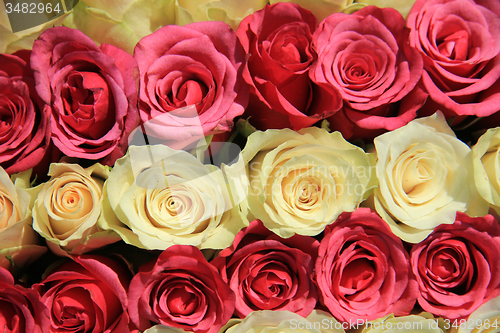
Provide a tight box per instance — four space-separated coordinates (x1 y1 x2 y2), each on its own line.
411 212 500 319
211 219 318 318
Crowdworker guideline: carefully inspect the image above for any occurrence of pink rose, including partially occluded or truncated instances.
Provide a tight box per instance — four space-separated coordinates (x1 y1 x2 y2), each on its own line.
310 6 425 140
411 212 500 319
134 22 248 149
128 245 235 333
34 255 131 333
315 208 418 322
236 2 341 131
0 50 53 175
31 26 140 165
0 266 49 333
407 0 500 119
211 219 318 318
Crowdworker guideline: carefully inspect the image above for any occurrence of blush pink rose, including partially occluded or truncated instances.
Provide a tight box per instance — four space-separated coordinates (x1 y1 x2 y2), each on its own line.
310 6 426 140
410 212 500 320
34 255 131 333
315 208 418 322
31 26 140 165
134 22 248 149
407 0 500 119
128 245 235 333
236 2 342 131
0 50 53 175
211 219 318 318
0 266 49 333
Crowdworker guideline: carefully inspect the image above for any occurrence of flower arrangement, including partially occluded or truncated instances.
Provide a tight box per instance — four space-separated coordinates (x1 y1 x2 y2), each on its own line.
1 0 500 332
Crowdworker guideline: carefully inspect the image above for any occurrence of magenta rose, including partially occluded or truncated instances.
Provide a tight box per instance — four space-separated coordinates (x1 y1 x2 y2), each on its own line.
411 212 500 319
133 22 248 149
34 255 131 333
310 6 425 140
0 50 52 175
407 0 500 119
0 266 49 333
236 2 341 131
211 219 318 318
315 208 418 322
30 26 140 165
128 245 235 333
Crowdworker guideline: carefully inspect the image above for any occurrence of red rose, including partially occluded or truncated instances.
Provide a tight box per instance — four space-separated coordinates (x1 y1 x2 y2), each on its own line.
31 26 140 165
407 0 500 119
211 220 318 318
0 266 49 333
315 208 418 322
411 212 500 319
0 50 52 175
133 22 248 149
310 6 425 140
236 2 341 131
128 245 234 333
34 255 131 333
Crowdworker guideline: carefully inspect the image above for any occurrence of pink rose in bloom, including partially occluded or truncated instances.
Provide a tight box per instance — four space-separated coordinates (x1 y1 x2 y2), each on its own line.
315 208 418 322
128 245 235 333
407 0 500 119
0 266 49 333
211 219 318 318
310 6 426 140
34 255 131 333
411 212 500 319
0 50 52 175
134 22 248 149
236 2 341 130
31 26 140 165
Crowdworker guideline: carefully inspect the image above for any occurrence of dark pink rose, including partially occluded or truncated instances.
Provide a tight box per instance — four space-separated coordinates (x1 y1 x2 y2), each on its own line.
211 220 318 318
0 266 49 333
0 50 53 175
236 2 341 131
310 6 425 140
128 245 234 333
34 255 131 333
31 26 140 165
134 22 248 149
407 0 500 119
411 212 500 319
315 208 418 322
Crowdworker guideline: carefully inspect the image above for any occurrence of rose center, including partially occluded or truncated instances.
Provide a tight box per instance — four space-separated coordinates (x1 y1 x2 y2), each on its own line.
340 258 375 291
166 287 198 316
437 30 469 61
0 196 14 229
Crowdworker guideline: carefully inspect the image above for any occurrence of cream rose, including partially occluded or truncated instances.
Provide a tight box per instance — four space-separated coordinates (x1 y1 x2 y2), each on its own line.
241 128 375 238
270 0 354 21
0 167 46 271
361 313 445 333
353 0 417 18
373 112 487 243
450 296 500 333
102 145 247 250
31 163 120 255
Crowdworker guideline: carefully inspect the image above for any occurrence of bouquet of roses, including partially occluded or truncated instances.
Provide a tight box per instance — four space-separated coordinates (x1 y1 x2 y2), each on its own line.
1 0 500 332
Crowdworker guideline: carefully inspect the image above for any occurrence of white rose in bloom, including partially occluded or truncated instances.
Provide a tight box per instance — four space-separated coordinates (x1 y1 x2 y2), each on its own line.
241 127 375 238
102 145 247 250
362 313 445 333
373 112 487 243
450 296 500 333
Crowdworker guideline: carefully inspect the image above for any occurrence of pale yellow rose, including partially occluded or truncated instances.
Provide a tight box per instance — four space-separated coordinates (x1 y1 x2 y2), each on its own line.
228 310 345 333
270 0 354 22
361 313 445 333
240 127 376 238
373 112 488 243
0 0 69 53
0 167 46 271
101 145 247 250
31 163 121 256
450 296 500 333
143 319 242 333
354 0 417 18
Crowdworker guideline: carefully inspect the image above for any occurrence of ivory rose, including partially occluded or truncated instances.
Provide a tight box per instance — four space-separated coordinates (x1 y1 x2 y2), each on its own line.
361 313 445 333
270 0 355 21
450 295 500 333
102 145 247 250
31 163 121 255
240 127 375 238
373 112 487 243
